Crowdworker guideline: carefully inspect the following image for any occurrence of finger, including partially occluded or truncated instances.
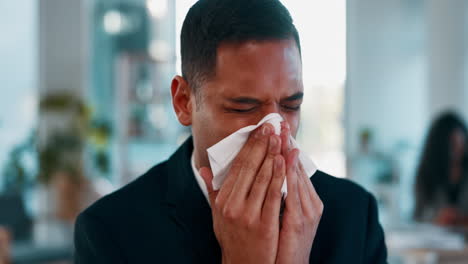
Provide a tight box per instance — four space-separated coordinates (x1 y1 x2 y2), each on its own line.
216 124 271 205
297 166 315 218
280 122 290 156
297 161 313 198
247 134 281 215
262 154 286 224
200 167 218 206
298 161 322 210
284 149 302 216
225 123 274 210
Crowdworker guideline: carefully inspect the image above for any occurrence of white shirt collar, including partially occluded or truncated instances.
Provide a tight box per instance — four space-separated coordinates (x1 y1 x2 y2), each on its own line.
191 152 210 205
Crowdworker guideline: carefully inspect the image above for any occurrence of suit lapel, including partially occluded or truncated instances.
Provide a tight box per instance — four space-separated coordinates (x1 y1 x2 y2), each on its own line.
165 137 221 262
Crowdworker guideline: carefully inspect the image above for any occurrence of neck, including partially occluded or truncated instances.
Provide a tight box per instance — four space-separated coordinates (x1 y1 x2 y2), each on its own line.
193 149 211 172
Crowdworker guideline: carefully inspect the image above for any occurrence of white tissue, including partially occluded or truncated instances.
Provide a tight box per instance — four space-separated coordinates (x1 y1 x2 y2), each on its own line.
207 113 317 194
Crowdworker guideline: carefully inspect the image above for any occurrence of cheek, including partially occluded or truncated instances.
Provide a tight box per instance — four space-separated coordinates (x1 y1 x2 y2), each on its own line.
193 104 250 147
216 115 256 137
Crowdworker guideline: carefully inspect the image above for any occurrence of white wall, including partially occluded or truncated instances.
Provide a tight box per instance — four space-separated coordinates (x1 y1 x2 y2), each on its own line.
346 0 468 220
37 0 88 148
426 0 468 119
346 0 427 155
0 0 38 190
38 0 88 96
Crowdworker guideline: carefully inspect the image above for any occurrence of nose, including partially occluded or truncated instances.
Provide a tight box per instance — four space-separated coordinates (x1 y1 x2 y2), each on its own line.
260 103 282 119
257 104 289 134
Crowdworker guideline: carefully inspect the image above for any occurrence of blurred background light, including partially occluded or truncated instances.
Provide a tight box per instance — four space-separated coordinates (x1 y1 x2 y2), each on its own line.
103 10 124 34
103 10 130 35
146 0 168 19
149 40 170 61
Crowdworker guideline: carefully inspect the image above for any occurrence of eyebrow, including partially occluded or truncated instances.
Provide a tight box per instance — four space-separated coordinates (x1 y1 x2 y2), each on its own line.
226 92 304 104
282 92 304 102
227 97 262 104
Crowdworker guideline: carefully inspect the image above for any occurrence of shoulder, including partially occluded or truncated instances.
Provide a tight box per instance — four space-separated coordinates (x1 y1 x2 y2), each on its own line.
310 171 386 253
311 172 388 262
312 170 371 198
74 160 180 261
79 160 170 222
311 170 374 214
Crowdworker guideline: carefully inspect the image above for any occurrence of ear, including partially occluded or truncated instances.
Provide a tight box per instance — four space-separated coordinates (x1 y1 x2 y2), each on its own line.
171 75 193 126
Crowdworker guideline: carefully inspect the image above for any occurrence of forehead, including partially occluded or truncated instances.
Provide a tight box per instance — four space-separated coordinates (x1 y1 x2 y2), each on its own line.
206 39 302 96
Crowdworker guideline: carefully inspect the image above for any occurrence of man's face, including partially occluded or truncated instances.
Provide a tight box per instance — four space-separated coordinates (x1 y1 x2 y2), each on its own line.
177 39 303 168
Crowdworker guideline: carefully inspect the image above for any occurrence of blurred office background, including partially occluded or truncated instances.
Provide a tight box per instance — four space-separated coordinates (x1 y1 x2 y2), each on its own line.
1 0 468 263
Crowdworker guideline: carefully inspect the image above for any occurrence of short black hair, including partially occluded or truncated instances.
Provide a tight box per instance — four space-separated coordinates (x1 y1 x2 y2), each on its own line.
180 0 301 90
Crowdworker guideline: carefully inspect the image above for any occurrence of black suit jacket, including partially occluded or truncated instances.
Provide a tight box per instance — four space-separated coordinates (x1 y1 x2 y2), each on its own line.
74 138 387 263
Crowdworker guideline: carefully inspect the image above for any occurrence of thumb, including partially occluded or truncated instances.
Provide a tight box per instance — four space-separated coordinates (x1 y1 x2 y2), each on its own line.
199 167 217 204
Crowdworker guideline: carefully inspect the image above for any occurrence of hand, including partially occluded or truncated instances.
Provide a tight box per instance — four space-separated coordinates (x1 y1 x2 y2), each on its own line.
200 123 286 264
275 123 323 264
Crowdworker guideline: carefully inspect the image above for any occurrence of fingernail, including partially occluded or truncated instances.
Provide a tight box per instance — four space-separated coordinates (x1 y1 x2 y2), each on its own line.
255 127 263 138
269 135 277 151
262 125 271 135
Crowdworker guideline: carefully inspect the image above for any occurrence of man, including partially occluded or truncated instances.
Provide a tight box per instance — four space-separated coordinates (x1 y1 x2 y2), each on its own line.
74 0 388 263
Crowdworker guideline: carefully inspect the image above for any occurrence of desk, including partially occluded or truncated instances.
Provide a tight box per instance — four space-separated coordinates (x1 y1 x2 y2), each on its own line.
389 247 468 264
386 224 468 264
11 241 72 264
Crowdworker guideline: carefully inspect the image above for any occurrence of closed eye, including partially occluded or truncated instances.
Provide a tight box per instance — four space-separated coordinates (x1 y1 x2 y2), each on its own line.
226 107 256 113
282 105 301 111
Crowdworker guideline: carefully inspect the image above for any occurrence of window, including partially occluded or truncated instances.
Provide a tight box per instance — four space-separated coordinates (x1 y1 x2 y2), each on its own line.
282 0 346 177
